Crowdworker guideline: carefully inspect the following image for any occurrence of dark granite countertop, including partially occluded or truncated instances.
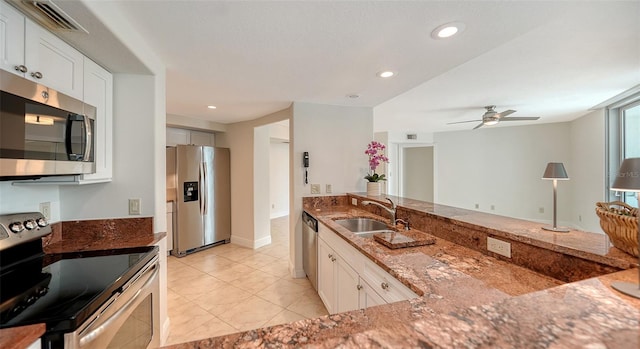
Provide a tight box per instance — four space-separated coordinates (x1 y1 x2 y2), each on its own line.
165 194 639 348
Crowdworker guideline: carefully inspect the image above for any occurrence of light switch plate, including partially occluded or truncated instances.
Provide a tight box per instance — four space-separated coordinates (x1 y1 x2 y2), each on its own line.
129 198 141 215
311 184 321 194
351 198 357 206
326 184 332 193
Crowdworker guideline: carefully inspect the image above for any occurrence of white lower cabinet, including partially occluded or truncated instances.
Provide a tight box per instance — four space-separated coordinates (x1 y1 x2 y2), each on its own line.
317 222 417 314
359 279 386 309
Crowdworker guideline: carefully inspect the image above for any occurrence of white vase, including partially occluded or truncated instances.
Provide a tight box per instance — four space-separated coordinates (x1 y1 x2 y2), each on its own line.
366 182 381 196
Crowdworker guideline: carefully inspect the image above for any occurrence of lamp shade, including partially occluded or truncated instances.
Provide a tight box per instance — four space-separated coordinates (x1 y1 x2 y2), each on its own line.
542 162 569 180
611 157 640 192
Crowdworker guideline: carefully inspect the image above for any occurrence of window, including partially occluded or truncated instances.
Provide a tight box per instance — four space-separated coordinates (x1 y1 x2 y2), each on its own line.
607 92 640 206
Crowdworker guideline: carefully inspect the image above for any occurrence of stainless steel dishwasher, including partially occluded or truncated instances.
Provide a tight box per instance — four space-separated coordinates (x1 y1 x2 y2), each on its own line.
302 211 318 290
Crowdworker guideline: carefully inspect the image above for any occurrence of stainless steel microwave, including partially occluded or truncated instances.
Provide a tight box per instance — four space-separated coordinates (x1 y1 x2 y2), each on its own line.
0 70 95 180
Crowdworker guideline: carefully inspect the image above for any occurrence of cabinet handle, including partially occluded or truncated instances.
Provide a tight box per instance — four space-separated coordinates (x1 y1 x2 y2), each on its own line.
357 284 363 290
14 65 28 73
31 71 43 79
328 253 333 259
331 257 336 262
381 282 389 290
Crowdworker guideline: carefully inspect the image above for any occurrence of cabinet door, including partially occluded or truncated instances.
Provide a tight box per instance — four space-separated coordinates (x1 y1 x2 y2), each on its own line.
166 127 190 146
24 19 83 99
80 57 113 183
317 237 336 314
189 130 215 146
0 2 25 76
359 279 386 309
335 257 360 313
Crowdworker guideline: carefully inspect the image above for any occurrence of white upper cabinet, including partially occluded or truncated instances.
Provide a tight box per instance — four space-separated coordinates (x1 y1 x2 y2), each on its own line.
24 19 83 99
0 1 25 75
80 57 113 183
0 3 84 99
167 128 216 147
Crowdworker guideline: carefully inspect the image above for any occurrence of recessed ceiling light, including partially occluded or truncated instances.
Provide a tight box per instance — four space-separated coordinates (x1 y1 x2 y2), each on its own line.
431 22 465 39
377 71 395 78
207 105 217 109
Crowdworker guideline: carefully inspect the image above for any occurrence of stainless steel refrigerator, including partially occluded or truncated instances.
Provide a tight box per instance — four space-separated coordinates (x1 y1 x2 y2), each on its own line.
166 145 231 257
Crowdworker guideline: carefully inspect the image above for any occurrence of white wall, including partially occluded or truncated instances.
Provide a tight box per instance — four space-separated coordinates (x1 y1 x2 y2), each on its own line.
60 74 160 220
403 146 434 201
291 102 373 277
253 125 272 248
0 183 61 221
432 113 606 233
215 107 292 248
270 141 290 218
569 109 605 232
434 122 573 225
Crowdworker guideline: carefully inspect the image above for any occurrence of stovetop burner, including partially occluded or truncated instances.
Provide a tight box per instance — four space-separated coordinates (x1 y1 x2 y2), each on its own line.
0 212 158 336
0 244 157 332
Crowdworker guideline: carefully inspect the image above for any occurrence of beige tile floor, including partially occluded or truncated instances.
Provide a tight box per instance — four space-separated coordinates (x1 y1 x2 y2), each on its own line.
165 216 328 346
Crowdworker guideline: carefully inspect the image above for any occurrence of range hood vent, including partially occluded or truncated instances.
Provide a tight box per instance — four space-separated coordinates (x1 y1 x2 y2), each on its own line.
10 0 88 33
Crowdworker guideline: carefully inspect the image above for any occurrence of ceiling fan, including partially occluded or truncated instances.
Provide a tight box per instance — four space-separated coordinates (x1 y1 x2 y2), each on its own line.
447 105 540 130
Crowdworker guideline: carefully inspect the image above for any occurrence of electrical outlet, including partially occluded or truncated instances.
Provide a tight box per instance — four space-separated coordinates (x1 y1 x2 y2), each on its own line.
129 199 141 215
474 203 479 209
39 202 51 220
578 215 582 222
487 237 511 258
539 207 544 213
490 205 495 211
311 184 321 194
351 198 358 206
326 184 332 193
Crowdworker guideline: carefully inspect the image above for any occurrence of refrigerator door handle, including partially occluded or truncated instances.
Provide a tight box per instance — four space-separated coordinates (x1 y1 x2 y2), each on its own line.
202 162 208 215
199 162 205 215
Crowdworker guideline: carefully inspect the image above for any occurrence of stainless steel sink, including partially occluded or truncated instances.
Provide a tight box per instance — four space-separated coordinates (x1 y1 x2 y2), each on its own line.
334 218 389 233
353 230 396 238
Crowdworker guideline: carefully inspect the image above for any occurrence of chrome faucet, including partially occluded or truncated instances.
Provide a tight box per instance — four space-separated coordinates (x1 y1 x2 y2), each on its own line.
395 218 410 231
361 198 396 224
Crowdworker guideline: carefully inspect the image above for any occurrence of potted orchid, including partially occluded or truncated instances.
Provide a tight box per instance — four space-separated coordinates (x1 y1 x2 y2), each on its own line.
364 141 388 195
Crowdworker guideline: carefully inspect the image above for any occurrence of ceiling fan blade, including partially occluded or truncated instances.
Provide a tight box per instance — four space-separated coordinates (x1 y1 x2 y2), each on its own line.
447 119 482 125
500 116 540 121
472 122 484 130
495 109 516 118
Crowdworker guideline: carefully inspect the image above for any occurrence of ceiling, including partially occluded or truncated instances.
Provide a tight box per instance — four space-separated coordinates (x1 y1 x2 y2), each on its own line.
54 1 640 134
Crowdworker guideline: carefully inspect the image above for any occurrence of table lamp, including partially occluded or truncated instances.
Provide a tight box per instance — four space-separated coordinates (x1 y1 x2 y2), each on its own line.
542 162 570 232
610 157 640 299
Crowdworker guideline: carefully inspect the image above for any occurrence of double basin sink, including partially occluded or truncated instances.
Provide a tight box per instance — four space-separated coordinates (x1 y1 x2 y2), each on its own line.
333 218 395 238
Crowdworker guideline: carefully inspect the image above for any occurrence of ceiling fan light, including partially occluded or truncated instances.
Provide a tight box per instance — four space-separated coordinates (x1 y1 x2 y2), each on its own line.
483 117 499 126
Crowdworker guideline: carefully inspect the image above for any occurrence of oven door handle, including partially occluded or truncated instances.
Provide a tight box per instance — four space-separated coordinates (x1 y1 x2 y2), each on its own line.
77 262 158 348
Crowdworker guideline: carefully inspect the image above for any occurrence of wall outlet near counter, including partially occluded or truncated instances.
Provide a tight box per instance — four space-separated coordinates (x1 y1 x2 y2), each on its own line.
129 198 141 215
311 184 321 194
487 237 511 258
39 202 51 220
351 198 357 206
326 184 332 193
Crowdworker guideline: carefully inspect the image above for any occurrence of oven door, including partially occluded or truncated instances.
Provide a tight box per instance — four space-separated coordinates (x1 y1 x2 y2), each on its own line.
63 256 160 349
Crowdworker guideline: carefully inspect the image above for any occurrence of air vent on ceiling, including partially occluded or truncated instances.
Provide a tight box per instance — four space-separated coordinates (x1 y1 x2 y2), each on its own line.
407 134 418 140
12 0 88 33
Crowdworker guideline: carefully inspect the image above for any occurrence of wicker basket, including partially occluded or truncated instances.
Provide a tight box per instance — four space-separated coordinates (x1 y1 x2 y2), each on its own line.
595 201 639 257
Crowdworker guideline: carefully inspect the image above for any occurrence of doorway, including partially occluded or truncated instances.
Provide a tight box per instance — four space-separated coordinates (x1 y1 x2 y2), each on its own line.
400 145 434 202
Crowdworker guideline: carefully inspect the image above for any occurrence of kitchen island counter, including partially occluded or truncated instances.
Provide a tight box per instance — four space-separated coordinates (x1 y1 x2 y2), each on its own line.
165 195 639 348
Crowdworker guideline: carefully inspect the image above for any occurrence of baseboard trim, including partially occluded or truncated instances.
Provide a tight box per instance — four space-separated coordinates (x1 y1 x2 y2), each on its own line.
289 259 306 278
161 317 171 346
231 235 272 249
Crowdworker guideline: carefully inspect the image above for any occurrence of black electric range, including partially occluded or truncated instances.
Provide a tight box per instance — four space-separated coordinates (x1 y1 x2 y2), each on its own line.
0 212 158 347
